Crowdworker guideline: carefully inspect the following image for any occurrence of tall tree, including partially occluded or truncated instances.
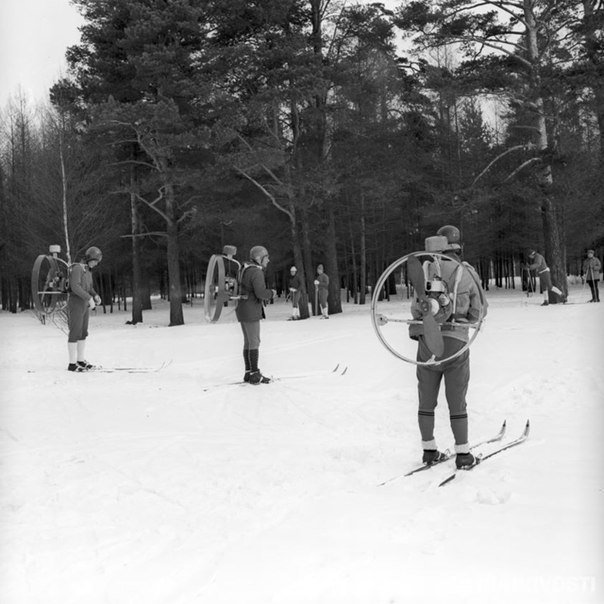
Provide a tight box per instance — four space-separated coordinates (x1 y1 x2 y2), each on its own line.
396 0 592 295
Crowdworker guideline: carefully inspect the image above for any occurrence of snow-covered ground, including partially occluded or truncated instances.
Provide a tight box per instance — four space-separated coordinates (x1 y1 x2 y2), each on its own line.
1 284 602 604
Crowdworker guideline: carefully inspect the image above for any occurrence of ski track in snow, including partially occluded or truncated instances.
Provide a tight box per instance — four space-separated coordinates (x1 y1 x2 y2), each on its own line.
1 285 602 604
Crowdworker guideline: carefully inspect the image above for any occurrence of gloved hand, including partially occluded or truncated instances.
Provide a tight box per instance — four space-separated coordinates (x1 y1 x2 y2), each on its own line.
314 280 319 286
88 297 96 310
94 295 101 305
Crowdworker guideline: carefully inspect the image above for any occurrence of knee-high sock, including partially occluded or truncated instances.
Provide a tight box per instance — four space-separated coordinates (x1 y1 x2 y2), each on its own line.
450 413 468 448
68 342 78 364
248 349 259 372
77 340 86 362
418 410 435 445
243 349 251 371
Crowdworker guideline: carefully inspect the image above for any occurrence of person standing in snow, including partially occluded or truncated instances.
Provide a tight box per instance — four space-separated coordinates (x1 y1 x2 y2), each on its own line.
314 264 329 319
409 225 488 469
524 249 565 305
236 245 276 384
287 266 302 320
66 247 102 372
581 249 601 303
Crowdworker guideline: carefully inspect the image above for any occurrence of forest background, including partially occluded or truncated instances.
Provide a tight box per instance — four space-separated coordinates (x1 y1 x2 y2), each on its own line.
1 0 603 325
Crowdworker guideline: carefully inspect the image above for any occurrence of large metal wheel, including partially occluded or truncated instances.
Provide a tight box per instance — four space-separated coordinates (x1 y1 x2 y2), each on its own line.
370 251 486 366
31 254 69 316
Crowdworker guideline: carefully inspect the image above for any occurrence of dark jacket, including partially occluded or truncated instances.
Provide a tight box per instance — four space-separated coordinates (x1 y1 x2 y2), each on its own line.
582 257 601 281
288 274 302 292
236 263 273 322
69 263 97 303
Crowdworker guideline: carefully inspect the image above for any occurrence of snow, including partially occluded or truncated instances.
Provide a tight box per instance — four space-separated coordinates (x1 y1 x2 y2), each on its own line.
1 284 602 604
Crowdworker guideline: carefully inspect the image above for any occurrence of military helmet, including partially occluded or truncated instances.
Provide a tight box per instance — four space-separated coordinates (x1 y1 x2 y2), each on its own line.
85 246 103 263
436 225 461 245
250 245 269 263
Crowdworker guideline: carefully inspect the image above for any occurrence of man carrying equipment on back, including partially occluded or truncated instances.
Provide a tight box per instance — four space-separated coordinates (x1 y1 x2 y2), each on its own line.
67 247 102 372
236 245 276 384
409 225 488 469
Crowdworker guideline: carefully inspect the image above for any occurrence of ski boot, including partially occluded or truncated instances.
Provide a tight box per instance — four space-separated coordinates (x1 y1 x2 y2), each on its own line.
248 370 271 385
455 452 479 469
77 360 95 371
422 449 447 465
243 371 252 383
68 363 87 372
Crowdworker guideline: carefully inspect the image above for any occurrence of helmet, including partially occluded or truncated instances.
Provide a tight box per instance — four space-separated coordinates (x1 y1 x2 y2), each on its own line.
250 245 269 263
290 266 297 273
436 225 461 245
85 246 102 263
436 225 461 252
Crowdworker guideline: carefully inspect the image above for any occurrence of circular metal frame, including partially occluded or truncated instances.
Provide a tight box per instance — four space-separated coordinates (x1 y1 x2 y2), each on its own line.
203 254 242 322
31 254 70 317
370 251 486 366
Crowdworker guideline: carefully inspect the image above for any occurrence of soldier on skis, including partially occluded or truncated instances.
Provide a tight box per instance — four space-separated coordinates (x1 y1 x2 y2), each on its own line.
409 225 488 470
66 247 102 372
236 245 276 384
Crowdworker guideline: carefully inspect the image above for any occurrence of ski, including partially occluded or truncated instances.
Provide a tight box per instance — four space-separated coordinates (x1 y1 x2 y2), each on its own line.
438 419 530 487
201 364 348 392
378 420 507 487
90 361 172 373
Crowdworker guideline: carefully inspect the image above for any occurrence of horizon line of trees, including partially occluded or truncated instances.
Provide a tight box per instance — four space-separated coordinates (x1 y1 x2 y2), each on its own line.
1 0 603 321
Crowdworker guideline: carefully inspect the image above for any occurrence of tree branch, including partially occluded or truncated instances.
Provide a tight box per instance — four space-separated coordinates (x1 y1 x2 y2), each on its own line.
234 166 294 222
470 143 535 187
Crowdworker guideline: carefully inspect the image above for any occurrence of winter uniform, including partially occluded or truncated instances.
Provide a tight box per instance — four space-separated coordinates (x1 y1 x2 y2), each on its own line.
236 248 274 384
526 250 564 305
288 268 302 320
314 266 329 318
410 226 487 469
66 247 102 371
582 251 601 303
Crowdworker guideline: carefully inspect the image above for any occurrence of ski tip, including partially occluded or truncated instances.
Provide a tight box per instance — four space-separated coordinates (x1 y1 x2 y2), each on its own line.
502 419 507 428
332 364 340 372
340 366 348 375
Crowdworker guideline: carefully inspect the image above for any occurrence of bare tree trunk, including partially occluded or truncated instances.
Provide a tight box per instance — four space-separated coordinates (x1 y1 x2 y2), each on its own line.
165 182 184 326
359 199 367 305
525 1 568 296
130 170 143 324
324 206 341 314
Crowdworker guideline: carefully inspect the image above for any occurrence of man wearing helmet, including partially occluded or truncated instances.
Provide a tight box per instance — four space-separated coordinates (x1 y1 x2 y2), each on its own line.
411 225 487 469
66 246 102 372
235 245 276 384
287 266 302 320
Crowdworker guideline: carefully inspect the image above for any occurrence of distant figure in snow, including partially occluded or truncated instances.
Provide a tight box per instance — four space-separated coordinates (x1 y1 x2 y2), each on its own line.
67 247 102 372
235 245 276 384
287 266 302 320
524 249 565 305
409 225 488 470
314 264 329 319
582 249 601 303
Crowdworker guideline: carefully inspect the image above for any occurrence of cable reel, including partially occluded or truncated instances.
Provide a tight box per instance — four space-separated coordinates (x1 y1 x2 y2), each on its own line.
31 244 70 318
203 245 243 322
370 250 486 366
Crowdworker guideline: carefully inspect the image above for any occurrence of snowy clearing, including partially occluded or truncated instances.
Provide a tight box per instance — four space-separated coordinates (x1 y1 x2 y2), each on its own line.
1 284 603 604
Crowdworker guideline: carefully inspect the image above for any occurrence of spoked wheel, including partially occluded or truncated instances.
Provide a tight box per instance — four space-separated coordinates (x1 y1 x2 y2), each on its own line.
204 254 242 322
31 255 68 316
370 252 485 366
